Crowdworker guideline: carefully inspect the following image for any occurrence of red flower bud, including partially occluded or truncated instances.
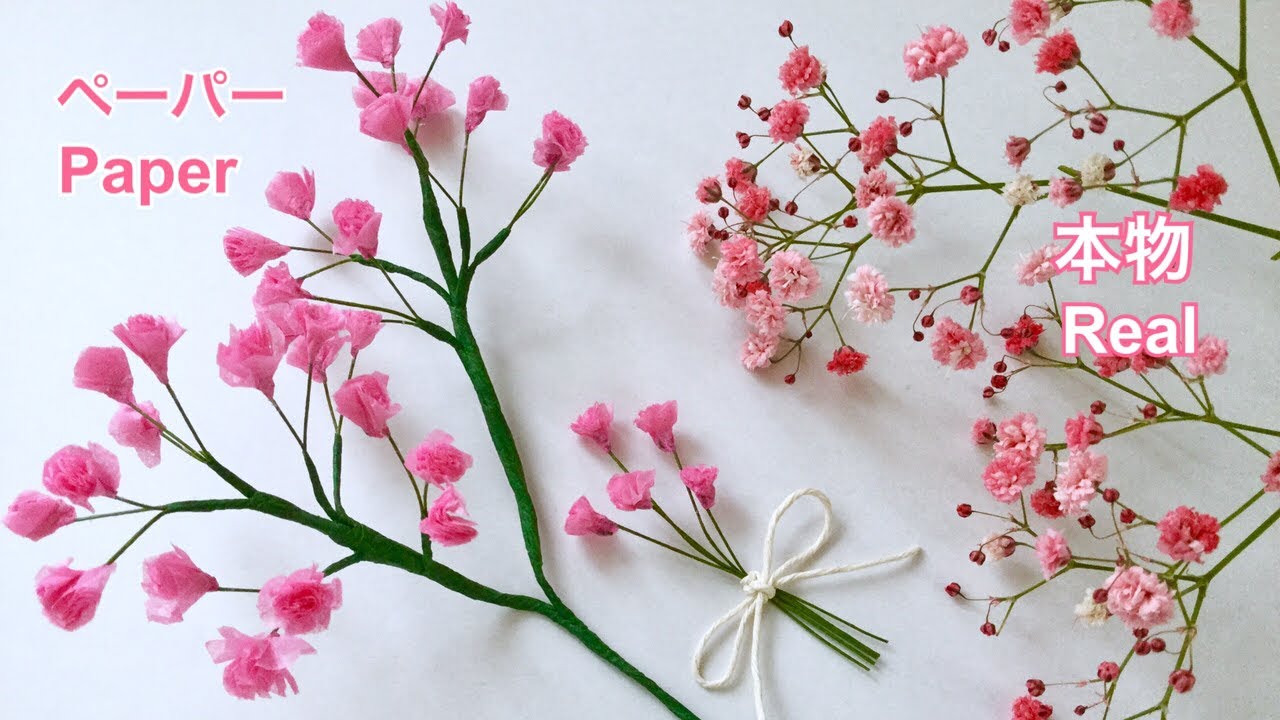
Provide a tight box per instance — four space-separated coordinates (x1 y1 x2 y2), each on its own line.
1090 400 1106 415
738 94 752 110
778 19 793 37
980 622 997 636
945 582 962 597
1169 669 1195 694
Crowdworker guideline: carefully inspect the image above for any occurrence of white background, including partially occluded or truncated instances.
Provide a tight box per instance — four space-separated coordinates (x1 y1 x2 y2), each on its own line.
2 1 1279 718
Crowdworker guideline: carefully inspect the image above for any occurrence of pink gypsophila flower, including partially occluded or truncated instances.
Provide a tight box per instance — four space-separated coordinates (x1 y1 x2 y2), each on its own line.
1015 244 1061 285
1004 315 1044 356
1005 136 1031 170
217 321 287 398
405 430 473 486
1048 176 1084 207
258 566 342 635
1009 0 1052 45
1055 450 1107 516
354 18 402 68
767 99 809 143
1156 506 1220 563
856 169 898 209
856 116 898 168
465 76 508 134
35 561 115 631
995 412 1046 459
1169 164 1227 212
331 199 382 257
564 497 618 536
866 196 916 247
695 177 722 204
680 465 718 509
1035 31 1081 74
741 332 779 370
421 485 478 546
4 491 75 541
1184 335 1228 377
779 46 825 95
108 401 163 468
844 265 895 323
635 401 678 453
73 346 136 405
983 451 1037 503
768 250 820 302
42 443 120 511
430 2 471 53
717 235 764 284
334 372 400 438
1011 695 1054 720
724 158 757 187
827 346 869 376
1151 0 1198 39
207 627 315 700
971 417 997 445
1093 354 1131 378
223 228 290 276
265 168 316 220
607 470 655 511
1104 565 1174 630
533 111 588 172
1262 452 1280 492
1035 528 1071 579
1064 412 1104 452
735 183 773 224
745 290 787 338
142 546 219 624
1030 482 1064 518
686 210 716 258
296 12 356 73
930 317 988 370
571 403 614 453
903 25 969 81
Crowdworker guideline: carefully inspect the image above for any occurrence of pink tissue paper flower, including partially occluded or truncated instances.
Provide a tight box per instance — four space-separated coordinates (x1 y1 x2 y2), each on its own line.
354 18 402 68
465 76 508 134
769 250 820 302
866 196 916 247
113 314 185 385
533 111 588 172
1035 528 1071 579
4 491 76 541
983 451 1036 503
635 401 679 453
856 116 898 168
1150 0 1198 40
296 12 356 73
1064 412 1104 452
265 168 316 220
406 430 473 486
421 485 478 546
359 92 414 150
779 46 825 95
844 265 895 324
224 228 291 277
253 263 312 314
571 402 614 453
42 443 120 510
284 303 348 383
903 25 968 82
334 372 400 438
35 561 115 631
108 401 163 468
995 412 1047 459
564 497 618 536
856 169 898 209
1104 565 1174 630
680 465 719 509
1184 335 1228 377
142 545 219 624
331 199 382 257
351 72 456 120
1035 31 1080 75
258 566 343 635
430 2 471 54
1009 0 1051 45
1054 450 1107 516
1156 506 1220 563
1262 452 1280 493
1169 164 1227 212
767 99 809 143
930 317 987 370
73 346 135 405
607 470 655 511
207 627 315 700
344 310 382 353
217 321 287 398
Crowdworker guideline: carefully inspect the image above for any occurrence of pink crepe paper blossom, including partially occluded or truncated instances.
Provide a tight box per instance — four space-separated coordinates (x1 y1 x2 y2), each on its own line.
1169 164 1227 212
903 26 969 82
1064 412 1104 452
1054 450 1107 516
724 158 757 187
405 430 474 486
223 228 290 277
930 317 987 370
1184 335 1228 377
1048 176 1084 207
571 403 614 453
607 470 655 511
686 210 716 258
635 401 679 453
533 111 588 172
717 235 764 283
779 45 825 95
421 485 479 546
1011 696 1054 720
207 627 315 700
1015 244 1061 285
35 561 115 631
982 451 1036 503
430 2 471 54
217 321 287 398
334 372 400 438
826 346 869 376
844 265 895 324
344 310 382 353
42 443 120 510
284 303 349 383
4 491 76 541
74 346 137 406
740 332 779 370
265 168 316 220
1262 452 1280 493
856 116 898 168
253 262 312 313
465 76 508 134
734 183 773 224
1035 528 1071 579
767 99 809 143
359 92 414 150
1156 506 1221 563
331 199 382 257
564 497 618 536
113 314 185 385
856 169 898 209
1005 136 1031 170
680 465 719 509
1008 0 1052 45
1104 565 1174 630
995 412 1046 459
296 12 356 73
768 250 820 302
745 290 787 339
142 546 219 624
258 566 343 635
1035 31 1081 75
352 72 456 120
866 196 916 247
354 18 402 68
971 417 997 445
1029 482 1064 519
108 401 163 468
1150 0 1198 40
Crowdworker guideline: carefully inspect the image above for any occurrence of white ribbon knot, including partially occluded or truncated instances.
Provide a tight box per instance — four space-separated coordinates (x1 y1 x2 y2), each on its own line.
690 489 921 719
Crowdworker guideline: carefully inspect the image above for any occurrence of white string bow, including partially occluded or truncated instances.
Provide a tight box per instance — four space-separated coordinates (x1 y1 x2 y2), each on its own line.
690 488 921 720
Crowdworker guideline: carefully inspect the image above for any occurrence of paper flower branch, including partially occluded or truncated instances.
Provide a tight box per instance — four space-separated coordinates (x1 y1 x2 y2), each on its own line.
5 6 699 717
565 401 920 719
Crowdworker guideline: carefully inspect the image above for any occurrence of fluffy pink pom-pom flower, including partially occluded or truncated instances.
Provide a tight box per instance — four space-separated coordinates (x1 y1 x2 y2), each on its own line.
680 465 719 509
284 303 348 383
1262 452 1280 493
1169 164 1227 212
1008 0 1051 45
465 76 508 134
686 210 716 258
1184 335 1228 377
330 199 382 257
223 228 290 277
735 183 773 224
983 451 1036 503
1055 450 1106 516
930 317 987 370
1011 695 1054 720
35 561 115 631
1015 244 1061 286
767 99 809 143
296 12 356 73
635 401 679 453
1064 412 1104 452
258 566 343 635
344 310 382 353
1035 528 1071 579
1104 565 1174 630
740 332 779 370
717 235 764 284
265 168 316 220
217 321 287 398
866 196 916 247
430 2 471 54
607 470 656 511
142 545 219 624
1156 506 1220 563
827 346 869 375
564 497 618 536
571 402 614 453
844 265 895 324
856 116 898 168
359 92 414 150
354 18 402 68
779 46 825 95
42 443 120 510
108 401 163 468
113 314 185 385
405 430 473 486
1005 136 1031 170
995 412 1047 459
746 290 786 339
73 346 136 405
856 169 898 209
533 111 588 172
903 25 968 82
207 627 315 700
421 485 478 546
1035 31 1081 75
4 491 76 541
1150 0 1198 39
768 250 820 302
334 372 400 438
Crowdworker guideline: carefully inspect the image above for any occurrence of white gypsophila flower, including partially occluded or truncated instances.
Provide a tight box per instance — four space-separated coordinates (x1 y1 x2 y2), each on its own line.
1050 1 1070 22
1081 153 1113 187
789 145 821 179
1003 174 1039 207
1075 588 1110 627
